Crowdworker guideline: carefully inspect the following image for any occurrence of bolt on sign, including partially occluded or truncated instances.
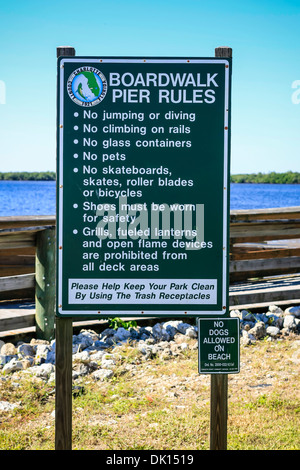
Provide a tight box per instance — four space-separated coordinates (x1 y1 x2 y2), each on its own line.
56 57 232 317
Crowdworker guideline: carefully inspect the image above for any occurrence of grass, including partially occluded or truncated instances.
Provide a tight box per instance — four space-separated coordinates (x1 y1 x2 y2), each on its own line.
0 335 299 450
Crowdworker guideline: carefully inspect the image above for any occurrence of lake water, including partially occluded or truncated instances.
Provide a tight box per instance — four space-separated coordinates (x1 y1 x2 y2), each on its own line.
230 183 300 210
0 181 56 216
0 181 300 216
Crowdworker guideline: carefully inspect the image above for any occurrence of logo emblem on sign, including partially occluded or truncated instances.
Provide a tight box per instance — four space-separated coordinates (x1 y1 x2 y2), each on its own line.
67 67 107 106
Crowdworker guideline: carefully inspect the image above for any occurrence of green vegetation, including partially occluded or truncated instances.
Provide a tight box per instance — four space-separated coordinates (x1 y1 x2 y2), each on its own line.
231 171 300 184
0 172 55 181
107 317 138 330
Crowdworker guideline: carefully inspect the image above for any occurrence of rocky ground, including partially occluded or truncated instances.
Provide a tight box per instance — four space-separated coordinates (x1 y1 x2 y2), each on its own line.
0 304 299 393
0 303 299 450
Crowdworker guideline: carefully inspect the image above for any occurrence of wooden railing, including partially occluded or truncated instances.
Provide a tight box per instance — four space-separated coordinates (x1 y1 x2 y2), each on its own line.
0 208 300 338
0 216 55 301
1 208 300 296
230 207 300 282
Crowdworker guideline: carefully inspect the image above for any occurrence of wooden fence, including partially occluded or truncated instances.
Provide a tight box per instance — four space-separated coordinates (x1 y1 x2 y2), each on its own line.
228 206 300 309
0 208 300 337
230 206 300 282
0 216 55 301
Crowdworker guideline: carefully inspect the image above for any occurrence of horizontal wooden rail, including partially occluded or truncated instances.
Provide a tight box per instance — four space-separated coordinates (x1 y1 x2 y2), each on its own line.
229 206 300 282
230 222 300 243
0 215 56 230
0 274 35 292
0 232 37 250
231 246 300 261
0 303 36 334
0 274 35 301
230 206 300 221
0 208 300 337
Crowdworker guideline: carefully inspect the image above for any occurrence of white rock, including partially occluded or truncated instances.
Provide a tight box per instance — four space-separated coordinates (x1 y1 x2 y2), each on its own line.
240 330 252 346
33 363 55 379
230 310 241 318
283 315 296 330
102 359 116 369
92 369 114 381
73 350 90 364
72 364 89 378
185 327 197 338
89 351 105 362
268 305 283 314
284 306 300 318
248 321 266 339
266 326 280 337
0 401 21 411
1 342 17 355
35 344 51 364
2 359 24 374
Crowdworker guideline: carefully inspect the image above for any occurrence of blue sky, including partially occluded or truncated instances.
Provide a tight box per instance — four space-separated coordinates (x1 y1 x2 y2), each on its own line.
0 0 299 174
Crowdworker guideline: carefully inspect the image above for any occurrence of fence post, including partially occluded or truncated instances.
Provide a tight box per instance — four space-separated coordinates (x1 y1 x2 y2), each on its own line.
35 227 56 341
55 45 75 451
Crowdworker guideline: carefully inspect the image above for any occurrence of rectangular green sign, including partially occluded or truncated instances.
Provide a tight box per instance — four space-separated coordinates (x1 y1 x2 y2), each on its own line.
56 57 231 317
198 318 240 374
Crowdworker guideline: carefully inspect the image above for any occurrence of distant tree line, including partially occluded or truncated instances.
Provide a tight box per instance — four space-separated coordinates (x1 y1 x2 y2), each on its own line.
0 171 299 184
0 172 56 181
230 171 300 184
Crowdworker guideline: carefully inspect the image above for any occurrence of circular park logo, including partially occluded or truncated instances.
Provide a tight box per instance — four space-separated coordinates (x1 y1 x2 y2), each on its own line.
67 67 107 106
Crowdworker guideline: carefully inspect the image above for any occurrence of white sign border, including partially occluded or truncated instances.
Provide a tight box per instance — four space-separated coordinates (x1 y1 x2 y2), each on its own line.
57 58 230 316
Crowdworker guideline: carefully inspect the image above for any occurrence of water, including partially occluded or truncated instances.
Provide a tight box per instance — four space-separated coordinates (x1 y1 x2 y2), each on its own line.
0 181 56 216
230 183 300 210
0 181 300 216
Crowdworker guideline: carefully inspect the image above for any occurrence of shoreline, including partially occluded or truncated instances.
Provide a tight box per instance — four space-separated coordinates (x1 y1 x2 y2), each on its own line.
1 171 300 184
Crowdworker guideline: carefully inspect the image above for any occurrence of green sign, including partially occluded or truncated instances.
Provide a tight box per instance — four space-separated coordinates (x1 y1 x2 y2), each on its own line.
198 318 240 374
56 57 231 317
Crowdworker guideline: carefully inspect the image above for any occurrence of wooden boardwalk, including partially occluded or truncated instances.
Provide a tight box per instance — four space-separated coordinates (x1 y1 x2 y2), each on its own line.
0 301 107 338
0 209 300 338
1 274 300 338
229 274 300 310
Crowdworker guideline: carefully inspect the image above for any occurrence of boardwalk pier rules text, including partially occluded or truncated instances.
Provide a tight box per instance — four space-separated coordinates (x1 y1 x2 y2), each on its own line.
56 57 231 317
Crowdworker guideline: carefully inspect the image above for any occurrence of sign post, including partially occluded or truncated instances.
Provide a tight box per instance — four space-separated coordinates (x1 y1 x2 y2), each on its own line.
55 46 75 451
55 45 234 450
